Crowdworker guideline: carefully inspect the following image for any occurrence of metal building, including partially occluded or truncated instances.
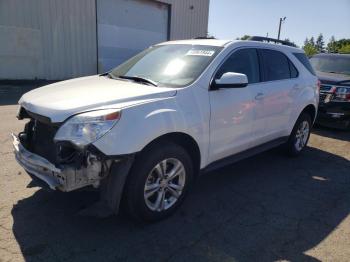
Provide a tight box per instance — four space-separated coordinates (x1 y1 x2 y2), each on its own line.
0 0 209 80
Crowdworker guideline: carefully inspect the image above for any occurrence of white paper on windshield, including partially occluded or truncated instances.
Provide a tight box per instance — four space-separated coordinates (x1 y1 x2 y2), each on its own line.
185 50 215 56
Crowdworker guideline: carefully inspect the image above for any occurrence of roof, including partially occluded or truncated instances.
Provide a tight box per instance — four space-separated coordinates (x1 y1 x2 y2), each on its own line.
157 39 303 52
157 39 232 47
237 40 303 52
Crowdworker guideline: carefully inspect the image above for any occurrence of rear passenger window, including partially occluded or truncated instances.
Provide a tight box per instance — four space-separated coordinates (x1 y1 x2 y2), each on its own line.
289 61 298 78
216 48 260 84
260 49 297 81
293 52 316 75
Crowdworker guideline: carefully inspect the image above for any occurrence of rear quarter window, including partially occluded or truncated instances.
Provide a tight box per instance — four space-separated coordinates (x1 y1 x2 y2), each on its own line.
289 60 299 78
293 53 316 76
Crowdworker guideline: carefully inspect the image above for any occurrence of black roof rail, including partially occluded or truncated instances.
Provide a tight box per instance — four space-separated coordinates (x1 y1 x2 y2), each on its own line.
194 36 216 39
247 36 297 47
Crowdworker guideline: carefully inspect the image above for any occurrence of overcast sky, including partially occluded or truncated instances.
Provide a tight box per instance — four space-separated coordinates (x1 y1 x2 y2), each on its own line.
208 0 350 47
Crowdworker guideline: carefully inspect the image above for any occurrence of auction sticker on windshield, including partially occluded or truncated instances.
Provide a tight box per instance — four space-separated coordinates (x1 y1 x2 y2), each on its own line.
186 50 215 56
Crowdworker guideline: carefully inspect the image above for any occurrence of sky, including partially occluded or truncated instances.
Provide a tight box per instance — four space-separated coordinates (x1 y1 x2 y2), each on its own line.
208 0 350 47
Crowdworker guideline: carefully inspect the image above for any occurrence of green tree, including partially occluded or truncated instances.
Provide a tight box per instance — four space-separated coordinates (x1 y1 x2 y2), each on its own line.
338 44 350 54
283 38 298 47
309 37 315 47
303 36 317 56
240 35 251 40
327 36 337 53
336 39 350 50
316 34 325 52
303 35 350 54
303 43 318 57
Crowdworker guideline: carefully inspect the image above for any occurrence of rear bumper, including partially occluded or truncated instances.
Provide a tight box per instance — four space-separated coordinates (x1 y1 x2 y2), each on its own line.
12 134 112 191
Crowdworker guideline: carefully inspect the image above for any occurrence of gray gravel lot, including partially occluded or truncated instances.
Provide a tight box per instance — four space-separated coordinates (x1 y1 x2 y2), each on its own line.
0 87 350 262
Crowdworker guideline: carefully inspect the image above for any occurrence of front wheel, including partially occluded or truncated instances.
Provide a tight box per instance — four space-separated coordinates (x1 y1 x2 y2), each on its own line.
123 142 193 222
285 113 312 156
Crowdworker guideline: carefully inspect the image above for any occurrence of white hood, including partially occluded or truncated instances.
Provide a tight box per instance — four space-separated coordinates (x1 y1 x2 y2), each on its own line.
19 75 177 123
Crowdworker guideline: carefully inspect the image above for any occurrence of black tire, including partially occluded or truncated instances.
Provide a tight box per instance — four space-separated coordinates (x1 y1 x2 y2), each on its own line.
123 141 194 223
285 113 312 156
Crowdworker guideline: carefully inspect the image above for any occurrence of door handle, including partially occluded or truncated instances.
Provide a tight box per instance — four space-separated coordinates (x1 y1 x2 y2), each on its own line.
293 84 301 90
255 92 265 100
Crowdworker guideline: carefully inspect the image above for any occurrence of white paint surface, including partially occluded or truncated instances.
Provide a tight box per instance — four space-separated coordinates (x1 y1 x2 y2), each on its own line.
19 40 319 168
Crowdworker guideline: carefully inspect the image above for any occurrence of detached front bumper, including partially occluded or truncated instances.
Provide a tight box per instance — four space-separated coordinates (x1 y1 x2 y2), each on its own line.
12 134 112 192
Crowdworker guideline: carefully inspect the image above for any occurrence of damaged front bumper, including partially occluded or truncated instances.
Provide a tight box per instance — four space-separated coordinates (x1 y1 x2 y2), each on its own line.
12 134 112 192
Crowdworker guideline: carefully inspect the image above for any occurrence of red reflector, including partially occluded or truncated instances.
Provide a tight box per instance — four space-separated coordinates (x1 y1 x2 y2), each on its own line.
317 80 321 92
105 111 121 121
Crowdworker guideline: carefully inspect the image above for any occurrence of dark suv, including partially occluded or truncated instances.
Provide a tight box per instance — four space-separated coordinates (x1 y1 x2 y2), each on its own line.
310 53 350 129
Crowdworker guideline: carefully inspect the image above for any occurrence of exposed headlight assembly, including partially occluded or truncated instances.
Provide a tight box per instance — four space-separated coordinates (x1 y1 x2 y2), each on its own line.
54 109 121 147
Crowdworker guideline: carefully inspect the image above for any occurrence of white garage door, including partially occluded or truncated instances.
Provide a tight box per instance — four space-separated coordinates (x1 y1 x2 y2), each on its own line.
97 0 170 72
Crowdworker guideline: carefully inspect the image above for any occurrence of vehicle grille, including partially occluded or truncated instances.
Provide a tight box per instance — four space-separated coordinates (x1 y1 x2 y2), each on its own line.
25 119 59 164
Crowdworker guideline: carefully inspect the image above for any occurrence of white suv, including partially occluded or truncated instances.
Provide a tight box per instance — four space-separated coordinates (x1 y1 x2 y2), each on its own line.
13 38 319 222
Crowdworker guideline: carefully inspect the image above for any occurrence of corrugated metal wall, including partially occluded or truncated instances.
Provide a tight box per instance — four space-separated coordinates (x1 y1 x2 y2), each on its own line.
0 0 97 80
162 0 209 40
0 0 209 80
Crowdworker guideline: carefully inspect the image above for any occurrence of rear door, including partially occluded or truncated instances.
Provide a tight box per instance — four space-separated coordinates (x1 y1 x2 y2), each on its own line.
251 49 298 144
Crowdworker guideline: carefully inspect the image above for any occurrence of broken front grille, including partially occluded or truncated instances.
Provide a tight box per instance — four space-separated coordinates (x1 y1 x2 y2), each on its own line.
22 119 59 164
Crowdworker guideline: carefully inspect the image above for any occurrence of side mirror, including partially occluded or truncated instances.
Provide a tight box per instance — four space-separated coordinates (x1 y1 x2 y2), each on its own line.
212 72 248 89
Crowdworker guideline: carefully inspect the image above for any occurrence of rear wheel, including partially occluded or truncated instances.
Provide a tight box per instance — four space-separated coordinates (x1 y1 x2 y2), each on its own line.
285 113 312 156
124 142 193 222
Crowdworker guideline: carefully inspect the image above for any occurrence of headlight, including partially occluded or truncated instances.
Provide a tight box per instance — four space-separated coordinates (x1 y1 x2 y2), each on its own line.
54 109 121 147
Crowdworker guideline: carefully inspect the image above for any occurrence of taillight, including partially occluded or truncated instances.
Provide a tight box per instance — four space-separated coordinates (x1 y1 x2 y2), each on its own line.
317 80 321 93
332 86 350 102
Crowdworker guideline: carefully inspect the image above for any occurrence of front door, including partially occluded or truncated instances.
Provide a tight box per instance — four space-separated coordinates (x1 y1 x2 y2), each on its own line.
208 48 260 163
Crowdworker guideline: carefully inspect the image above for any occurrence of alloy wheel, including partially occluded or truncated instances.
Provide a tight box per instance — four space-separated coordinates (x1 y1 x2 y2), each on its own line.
144 158 186 212
294 120 310 151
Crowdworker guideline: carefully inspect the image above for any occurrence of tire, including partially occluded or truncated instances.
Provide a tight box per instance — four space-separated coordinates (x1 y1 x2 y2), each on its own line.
123 141 194 223
285 113 312 156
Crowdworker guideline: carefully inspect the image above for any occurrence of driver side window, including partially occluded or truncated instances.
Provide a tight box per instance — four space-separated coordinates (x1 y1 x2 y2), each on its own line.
216 48 260 84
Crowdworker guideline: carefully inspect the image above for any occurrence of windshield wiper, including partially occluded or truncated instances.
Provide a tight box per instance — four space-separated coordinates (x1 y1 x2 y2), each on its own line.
106 72 119 80
117 75 158 87
104 73 158 87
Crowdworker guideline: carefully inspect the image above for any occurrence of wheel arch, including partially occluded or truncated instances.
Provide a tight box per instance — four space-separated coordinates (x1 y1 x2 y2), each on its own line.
139 132 201 177
301 104 317 123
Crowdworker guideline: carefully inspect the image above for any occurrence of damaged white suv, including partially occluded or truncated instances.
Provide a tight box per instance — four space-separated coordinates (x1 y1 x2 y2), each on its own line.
13 38 319 222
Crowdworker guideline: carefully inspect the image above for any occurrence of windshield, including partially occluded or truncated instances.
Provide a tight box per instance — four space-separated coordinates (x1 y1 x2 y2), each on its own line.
109 44 223 87
310 56 350 75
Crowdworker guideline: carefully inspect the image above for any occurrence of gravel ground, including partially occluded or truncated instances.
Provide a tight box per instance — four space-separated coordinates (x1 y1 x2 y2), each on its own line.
0 94 350 261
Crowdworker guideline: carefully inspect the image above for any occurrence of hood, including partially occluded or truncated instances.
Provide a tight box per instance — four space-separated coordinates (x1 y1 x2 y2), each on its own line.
19 75 177 123
316 71 350 86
